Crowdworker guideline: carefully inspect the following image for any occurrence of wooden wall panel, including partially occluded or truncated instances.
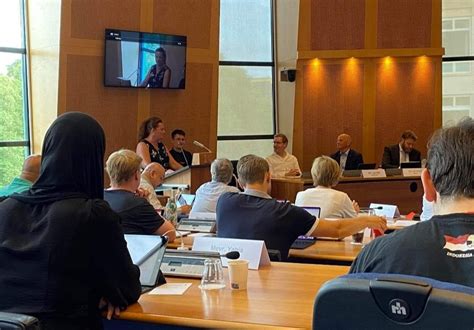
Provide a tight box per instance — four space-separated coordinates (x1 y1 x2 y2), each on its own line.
153 0 212 49
310 0 365 50
149 62 213 153
65 55 139 156
69 0 140 40
301 60 364 170
374 58 436 164
377 0 432 49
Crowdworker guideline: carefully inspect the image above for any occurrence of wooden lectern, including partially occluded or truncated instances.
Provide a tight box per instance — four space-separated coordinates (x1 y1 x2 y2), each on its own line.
163 153 214 193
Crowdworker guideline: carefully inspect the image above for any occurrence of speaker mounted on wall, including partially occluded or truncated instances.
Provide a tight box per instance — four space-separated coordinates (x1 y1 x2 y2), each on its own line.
280 69 296 82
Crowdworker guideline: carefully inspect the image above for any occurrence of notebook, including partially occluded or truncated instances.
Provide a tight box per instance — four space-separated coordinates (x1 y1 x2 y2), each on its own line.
124 234 168 293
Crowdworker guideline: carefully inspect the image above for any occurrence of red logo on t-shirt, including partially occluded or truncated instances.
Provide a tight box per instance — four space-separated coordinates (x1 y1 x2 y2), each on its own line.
443 234 474 254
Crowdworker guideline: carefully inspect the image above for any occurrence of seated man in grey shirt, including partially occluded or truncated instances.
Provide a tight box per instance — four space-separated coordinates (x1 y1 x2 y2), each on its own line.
190 158 240 214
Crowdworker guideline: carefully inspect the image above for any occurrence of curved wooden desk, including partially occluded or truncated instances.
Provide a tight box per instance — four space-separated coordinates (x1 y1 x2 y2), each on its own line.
169 235 362 265
271 175 423 214
288 238 363 265
117 263 349 329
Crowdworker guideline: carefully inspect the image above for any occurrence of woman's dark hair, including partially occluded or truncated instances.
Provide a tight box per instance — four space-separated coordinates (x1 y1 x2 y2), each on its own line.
138 117 162 141
155 47 166 61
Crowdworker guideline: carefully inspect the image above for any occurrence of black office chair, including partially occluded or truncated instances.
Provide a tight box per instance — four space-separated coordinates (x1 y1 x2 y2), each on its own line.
0 312 40 330
313 273 474 329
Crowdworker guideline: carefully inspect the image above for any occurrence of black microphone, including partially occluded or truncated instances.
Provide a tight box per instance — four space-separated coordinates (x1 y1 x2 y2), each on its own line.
221 251 240 260
193 140 212 152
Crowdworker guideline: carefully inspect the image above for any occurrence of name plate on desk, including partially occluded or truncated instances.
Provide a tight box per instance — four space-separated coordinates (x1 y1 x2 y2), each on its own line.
402 168 423 177
369 203 400 219
192 237 271 270
362 169 386 178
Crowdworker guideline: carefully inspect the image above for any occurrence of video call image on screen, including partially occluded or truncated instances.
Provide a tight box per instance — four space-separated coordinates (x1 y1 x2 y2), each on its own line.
104 29 187 89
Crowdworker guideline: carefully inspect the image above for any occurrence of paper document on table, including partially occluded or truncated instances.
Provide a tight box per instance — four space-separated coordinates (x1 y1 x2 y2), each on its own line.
393 220 418 227
148 283 192 295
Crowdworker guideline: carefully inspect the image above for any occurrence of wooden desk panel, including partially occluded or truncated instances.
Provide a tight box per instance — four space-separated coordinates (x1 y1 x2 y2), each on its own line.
271 175 423 214
118 263 349 328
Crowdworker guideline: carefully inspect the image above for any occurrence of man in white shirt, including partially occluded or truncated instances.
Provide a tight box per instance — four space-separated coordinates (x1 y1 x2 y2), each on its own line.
140 162 191 214
266 134 301 178
191 158 240 214
139 163 166 210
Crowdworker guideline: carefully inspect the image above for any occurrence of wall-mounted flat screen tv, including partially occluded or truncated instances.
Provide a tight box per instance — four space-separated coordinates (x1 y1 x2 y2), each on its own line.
104 29 187 89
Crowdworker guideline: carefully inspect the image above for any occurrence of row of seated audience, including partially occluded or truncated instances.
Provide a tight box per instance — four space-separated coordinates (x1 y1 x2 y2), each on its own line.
0 112 472 328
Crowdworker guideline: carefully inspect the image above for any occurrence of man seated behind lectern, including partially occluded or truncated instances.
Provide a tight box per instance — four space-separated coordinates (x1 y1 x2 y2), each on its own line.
216 155 386 261
266 134 301 178
104 149 176 242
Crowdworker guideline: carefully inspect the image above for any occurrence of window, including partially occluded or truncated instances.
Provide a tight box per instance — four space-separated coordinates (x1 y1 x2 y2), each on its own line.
442 2 474 126
217 0 275 160
0 0 30 186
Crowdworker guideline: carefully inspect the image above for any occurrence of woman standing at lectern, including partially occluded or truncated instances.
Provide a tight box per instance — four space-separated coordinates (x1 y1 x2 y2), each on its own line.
136 116 182 170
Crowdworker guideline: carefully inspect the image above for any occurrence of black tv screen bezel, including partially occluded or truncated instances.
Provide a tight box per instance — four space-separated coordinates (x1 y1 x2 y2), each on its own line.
104 28 187 89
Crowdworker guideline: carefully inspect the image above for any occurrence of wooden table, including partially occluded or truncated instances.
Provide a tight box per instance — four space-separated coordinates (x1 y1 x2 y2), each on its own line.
271 175 423 214
115 263 349 329
288 237 363 265
169 235 363 265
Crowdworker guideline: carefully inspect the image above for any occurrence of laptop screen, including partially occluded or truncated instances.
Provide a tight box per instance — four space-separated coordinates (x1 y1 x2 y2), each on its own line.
301 206 321 219
177 193 196 207
124 234 168 287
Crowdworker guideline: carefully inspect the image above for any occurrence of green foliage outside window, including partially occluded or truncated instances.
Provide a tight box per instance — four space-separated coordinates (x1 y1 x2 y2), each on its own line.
0 59 27 186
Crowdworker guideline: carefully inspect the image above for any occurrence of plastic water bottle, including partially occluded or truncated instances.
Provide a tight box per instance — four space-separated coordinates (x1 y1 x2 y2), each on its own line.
164 190 178 227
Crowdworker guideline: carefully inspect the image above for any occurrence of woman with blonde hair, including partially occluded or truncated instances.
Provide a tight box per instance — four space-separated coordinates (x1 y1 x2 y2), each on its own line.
295 156 359 218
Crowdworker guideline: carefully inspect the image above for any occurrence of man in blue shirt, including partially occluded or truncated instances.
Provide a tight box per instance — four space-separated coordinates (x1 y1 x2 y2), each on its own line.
0 155 41 197
216 154 386 260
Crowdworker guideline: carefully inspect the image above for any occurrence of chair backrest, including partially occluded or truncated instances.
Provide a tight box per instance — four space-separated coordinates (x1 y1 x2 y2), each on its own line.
0 312 40 330
313 273 474 330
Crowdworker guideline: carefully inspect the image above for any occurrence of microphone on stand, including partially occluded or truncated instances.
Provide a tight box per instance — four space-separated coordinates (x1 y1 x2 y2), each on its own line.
221 251 240 260
193 140 212 152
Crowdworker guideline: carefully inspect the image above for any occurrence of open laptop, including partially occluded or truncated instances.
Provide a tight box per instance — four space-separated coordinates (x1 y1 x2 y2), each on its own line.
124 234 168 293
291 206 321 249
400 161 421 168
177 193 195 207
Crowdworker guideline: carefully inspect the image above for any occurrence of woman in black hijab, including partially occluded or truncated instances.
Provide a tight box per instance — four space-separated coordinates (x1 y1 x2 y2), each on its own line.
0 112 141 329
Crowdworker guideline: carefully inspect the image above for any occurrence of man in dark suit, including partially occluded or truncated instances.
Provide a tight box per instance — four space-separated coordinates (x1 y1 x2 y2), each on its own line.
330 134 364 171
381 130 421 168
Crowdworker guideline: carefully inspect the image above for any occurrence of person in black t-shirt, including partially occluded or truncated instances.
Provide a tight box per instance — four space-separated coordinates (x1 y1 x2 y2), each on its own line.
104 149 176 242
216 155 386 260
351 118 474 288
169 129 193 167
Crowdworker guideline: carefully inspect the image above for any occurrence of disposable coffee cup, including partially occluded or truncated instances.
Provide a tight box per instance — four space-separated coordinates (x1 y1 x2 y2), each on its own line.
228 259 249 290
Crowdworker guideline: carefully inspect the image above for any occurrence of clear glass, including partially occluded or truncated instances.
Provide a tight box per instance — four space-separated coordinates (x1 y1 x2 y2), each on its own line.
442 61 474 126
0 0 23 48
0 146 28 186
0 53 28 141
218 66 274 136
217 139 273 160
219 0 272 62
352 209 375 245
200 258 225 290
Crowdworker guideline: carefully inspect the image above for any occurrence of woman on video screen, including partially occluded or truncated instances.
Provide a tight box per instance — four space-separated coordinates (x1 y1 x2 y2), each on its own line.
140 47 171 88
